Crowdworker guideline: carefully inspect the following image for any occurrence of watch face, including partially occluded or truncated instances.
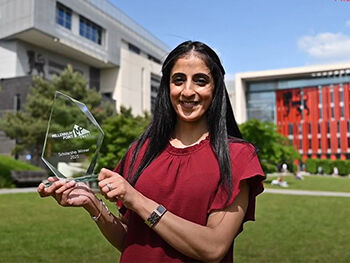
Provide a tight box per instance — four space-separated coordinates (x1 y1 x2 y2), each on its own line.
157 205 166 214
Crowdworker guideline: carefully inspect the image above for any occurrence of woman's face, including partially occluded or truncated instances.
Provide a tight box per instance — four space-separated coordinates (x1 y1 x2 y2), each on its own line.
169 53 214 125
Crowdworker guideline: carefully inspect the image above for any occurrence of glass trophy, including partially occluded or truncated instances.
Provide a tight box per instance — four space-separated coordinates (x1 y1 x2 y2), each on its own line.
41 91 104 186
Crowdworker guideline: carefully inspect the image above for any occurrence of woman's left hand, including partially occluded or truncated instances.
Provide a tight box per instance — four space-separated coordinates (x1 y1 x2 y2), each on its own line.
98 168 142 211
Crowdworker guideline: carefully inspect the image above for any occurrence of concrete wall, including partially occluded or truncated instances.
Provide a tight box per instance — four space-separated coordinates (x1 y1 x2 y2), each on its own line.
0 0 34 38
0 76 33 155
116 41 162 115
0 40 17 78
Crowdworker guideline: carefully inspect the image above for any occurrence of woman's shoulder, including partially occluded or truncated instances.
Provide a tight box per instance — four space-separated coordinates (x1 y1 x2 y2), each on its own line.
227 137 257 160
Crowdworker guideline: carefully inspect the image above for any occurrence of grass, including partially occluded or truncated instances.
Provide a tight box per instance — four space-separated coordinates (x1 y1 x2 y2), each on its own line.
264 174 350 193
0 193 119 263
1 191 349 262
235 193 350 263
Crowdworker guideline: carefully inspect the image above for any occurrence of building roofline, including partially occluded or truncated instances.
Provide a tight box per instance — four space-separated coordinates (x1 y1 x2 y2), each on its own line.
235 62 350 81
86 0 169 53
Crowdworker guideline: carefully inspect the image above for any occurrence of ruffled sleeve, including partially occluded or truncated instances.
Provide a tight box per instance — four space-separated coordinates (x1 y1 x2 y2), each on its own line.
208 142 265 224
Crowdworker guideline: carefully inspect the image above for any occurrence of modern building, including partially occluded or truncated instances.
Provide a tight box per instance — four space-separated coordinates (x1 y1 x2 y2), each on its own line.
235 63 350 161
0 0 169 155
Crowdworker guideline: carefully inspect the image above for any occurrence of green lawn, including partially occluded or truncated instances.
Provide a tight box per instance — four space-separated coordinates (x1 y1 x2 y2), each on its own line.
0 193 119 263
1 192 349 262
235 193 350 263
264 174 350 193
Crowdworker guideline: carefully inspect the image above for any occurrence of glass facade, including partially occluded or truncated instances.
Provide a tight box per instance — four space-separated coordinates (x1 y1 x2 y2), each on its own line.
246 91 275 122
245 74 350 160
56 2 72 30
150 74 161 114
79 16 102 45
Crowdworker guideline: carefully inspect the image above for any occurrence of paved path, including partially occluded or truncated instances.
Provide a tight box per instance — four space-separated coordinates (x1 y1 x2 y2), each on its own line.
0 187 37 194
264 188 350 197
1 187 350 197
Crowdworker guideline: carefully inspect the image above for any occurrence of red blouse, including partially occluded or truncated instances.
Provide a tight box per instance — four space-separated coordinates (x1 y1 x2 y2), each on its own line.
114 138 265 263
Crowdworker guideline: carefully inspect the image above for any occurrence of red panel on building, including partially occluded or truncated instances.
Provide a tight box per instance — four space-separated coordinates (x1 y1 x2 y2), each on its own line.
276 84 349 161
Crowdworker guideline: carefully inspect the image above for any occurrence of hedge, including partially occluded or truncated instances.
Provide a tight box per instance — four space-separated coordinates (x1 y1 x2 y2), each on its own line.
305 158 350 176
0 155 41 188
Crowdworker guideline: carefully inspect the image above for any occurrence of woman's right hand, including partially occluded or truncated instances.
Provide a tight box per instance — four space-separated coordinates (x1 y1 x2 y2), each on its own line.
37 177 96 209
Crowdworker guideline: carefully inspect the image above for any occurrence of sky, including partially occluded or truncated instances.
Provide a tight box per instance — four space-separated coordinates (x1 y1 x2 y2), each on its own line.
109 0 350 80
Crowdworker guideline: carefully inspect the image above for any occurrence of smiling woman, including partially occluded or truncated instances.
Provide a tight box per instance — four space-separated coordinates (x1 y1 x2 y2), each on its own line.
38 41 265 263
170 54 214 127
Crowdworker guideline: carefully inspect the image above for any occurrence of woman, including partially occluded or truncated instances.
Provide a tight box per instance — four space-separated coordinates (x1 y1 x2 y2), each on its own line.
38 41 265 262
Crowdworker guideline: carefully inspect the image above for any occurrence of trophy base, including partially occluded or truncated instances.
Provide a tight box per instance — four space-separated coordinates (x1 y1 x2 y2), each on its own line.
44 174 98 188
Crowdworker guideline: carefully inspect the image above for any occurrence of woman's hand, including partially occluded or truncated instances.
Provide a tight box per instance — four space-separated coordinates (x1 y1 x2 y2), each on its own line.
98 168 143 211
37 177 96 209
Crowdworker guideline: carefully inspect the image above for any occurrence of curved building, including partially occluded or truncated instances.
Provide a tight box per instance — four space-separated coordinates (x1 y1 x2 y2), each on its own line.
0 0 169 155
235 63 350 161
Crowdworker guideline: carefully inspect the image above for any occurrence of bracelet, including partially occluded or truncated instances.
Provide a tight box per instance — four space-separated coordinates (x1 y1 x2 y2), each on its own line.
91 199 109 222
145 205 167 228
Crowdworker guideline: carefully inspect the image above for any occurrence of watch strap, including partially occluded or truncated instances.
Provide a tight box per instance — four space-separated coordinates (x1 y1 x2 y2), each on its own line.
145 205 167 228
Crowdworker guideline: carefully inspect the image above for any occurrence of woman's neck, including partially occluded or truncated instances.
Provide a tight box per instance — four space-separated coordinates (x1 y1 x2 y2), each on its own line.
171 119 209 148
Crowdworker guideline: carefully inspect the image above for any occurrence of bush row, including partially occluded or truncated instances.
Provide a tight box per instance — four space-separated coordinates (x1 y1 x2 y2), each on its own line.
305 158 350 176
0 155 41 188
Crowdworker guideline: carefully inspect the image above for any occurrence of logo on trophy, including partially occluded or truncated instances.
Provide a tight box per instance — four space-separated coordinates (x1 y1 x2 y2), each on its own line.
42 91 104 185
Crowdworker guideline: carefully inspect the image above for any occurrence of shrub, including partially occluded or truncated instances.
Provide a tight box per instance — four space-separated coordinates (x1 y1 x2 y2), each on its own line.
0 155 41 188
346 160 350 175
305 158 350 176
334 160 347 176
261 161 278 174
305 158 318 174
320 159 333 175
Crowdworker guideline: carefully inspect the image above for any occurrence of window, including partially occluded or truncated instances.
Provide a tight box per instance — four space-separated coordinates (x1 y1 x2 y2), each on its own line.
89 67 100 91
13 94 21 111
148 54 161 64
318 86 323 119
128 43 141 54
308 123 311 134
337 121 340 133
327 121 330 133
330 86 334 103
247 91 275 122
318 138 321 149
340 88 344 102
80 16 102 44
298 124 302 134
56 3 72 30
150 74 161 113
327 138 331 149
288 124 293 135
318 123 321 134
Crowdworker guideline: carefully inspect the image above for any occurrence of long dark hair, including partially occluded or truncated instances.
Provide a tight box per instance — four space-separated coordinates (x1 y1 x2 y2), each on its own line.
124 41 243 202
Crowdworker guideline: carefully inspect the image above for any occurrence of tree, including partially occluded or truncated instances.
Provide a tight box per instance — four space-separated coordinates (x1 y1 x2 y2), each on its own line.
97 107 150 170
0 65 113 165
239 119 300 173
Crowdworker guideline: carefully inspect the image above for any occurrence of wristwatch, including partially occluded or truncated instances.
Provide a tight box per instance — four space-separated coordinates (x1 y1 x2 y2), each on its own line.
145 205 167 228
